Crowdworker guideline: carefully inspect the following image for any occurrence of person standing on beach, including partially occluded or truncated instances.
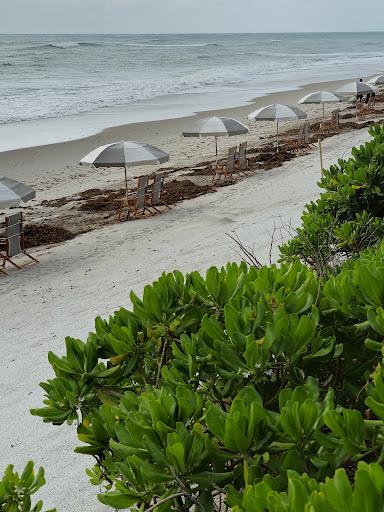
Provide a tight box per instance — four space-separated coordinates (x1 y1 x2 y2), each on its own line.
357 78 364 102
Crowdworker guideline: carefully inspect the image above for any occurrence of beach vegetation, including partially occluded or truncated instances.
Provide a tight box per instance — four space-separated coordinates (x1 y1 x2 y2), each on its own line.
31 241 384 510
280 123 384 274
0 461 55 512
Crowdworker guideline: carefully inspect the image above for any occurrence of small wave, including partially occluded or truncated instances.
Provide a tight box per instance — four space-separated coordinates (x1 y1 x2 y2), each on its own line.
78 42 102 47
123 42 218 48
22 42 101 51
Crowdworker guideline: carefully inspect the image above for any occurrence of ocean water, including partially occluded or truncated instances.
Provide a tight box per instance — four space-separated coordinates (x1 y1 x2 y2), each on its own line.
1 32 384 125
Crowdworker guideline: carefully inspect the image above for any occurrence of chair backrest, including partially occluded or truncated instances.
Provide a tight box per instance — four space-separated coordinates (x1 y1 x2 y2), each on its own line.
136 176 149 210
5 212 23 257
297 124 305 145
238 142 247 168
331 109 340 126
303 122 310 144
152 173 165 206
226 146 236 171
238 141 247 153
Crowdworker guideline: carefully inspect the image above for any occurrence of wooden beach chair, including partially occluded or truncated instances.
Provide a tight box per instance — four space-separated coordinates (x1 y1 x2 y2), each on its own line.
0 212 38 274
331 109 340 128
302 122 316 149
282 123 305 152
234 142 252 175
147 172 171 214
117 176 151 220
212 146 237 182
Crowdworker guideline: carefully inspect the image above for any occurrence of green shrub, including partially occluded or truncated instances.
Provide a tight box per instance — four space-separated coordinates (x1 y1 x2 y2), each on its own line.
229 462 384 511
0 461 55 512
31 242 384 510
280 124 384 274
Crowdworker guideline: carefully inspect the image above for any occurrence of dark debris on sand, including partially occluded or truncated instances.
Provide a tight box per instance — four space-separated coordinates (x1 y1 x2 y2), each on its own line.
162 180 214 204
24 224 76 248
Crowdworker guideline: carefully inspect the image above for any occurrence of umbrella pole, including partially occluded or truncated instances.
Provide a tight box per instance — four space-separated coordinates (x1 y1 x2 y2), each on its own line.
322 103 325 118
215 136 218 164
124 164 129 203
276 121 279 153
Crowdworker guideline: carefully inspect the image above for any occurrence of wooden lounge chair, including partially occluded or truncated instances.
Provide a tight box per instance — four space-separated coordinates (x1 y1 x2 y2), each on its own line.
282 123 305 151
234 142 252 175
212 146 237 182
302 122 316 149
0 212 38 274
147 172 171 214
283 122 315 152
331 109 340 128
117 176 151 220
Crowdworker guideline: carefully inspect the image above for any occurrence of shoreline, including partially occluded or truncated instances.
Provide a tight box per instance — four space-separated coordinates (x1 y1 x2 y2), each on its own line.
0 75 363 183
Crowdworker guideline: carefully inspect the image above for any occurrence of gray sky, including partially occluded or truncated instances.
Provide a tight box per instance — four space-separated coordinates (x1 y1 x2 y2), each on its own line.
2 0 384 33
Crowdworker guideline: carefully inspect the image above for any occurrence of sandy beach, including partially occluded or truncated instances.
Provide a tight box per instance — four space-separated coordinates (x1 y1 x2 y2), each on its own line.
0 71 382 509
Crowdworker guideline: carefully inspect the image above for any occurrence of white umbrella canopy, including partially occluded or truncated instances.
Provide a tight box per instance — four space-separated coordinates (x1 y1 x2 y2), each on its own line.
0 176 36 209
80 141 169 201
367 75 384 86
337 81 377 95
182 116 249 163
298 91 347 117
248 104 307 151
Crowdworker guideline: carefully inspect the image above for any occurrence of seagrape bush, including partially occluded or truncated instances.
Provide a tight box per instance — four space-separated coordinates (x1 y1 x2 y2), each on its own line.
0 461 55 512
30 241 384 511
280 124 384 274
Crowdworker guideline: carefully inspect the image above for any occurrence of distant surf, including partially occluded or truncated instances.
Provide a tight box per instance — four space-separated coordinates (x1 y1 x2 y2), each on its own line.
0 32 383 124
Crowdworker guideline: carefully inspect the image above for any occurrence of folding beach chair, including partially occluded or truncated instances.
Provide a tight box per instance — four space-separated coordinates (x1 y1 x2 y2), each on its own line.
282 124 305 152
147 172 171 214
235 142 252 175
117 175 151 220
302 122 316 149
212 146 237 182
0 212 38 274
331 109 340 128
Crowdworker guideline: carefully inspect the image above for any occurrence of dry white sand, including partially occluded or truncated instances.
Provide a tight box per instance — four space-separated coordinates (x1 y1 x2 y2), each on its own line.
0 123 373 510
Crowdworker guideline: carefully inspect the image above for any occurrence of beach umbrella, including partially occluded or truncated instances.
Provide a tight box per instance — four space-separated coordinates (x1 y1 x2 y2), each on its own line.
337 81 377 96
248 104 307 152
368 75 384 86
182 116 249 163
0 176 36 209
298 90 346 118
337 81 377 116
80 141 169 202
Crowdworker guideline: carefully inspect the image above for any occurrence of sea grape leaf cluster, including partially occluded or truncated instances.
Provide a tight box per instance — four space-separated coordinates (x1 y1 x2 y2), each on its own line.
30 240 384 510
280 124 384 273
0 461 55 512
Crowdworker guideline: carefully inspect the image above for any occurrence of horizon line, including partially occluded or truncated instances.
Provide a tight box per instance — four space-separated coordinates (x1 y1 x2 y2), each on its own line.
1 30 384 35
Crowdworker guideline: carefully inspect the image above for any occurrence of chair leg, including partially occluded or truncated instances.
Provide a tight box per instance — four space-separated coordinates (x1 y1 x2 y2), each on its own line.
24 251 39 263
4 257 22 270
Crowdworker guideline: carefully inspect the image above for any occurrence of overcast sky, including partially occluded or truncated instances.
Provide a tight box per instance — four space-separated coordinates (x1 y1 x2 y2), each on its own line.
1 0 384 34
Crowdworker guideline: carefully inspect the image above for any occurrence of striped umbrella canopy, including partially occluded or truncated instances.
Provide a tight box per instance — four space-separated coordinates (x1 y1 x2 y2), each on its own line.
80 141 169 201
248 104 307 152
337 81 377 95
368 75 384 86
298 91 346 117
338 81 377 117
182 116 249 163
0 176 36 208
